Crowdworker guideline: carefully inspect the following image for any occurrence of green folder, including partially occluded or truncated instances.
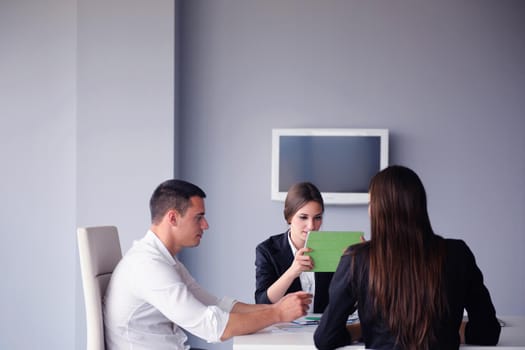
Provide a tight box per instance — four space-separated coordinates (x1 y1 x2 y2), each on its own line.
304 231 364 272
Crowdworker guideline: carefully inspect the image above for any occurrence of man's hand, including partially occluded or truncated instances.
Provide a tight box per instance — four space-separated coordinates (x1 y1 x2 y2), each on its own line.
221 292 312 340
274 291 312 322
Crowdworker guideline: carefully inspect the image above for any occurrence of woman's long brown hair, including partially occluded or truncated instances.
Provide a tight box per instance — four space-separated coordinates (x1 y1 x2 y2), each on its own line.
368 166 446 350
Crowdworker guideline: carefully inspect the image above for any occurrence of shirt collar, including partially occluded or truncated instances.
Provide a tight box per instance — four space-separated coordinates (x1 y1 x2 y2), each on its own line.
287 230 299 256
145 230 178 266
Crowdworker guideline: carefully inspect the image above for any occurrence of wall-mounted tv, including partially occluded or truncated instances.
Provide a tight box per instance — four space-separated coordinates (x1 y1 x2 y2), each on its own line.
271 128 389 205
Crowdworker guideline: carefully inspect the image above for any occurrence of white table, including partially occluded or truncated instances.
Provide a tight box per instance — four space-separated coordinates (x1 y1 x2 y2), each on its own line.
233 316 525 350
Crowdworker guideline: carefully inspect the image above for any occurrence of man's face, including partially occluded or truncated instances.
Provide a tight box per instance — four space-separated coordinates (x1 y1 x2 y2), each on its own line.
176 196 209 248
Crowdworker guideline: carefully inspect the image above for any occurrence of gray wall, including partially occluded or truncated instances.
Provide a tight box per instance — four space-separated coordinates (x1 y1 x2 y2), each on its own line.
1 1 524 350
178 1 525 349
0 0 174 349
76 0 175 348
1 1 77 348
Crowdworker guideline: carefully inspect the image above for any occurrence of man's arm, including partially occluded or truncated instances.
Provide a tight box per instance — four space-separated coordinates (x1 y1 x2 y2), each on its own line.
220 291 312 340
231 301 273 313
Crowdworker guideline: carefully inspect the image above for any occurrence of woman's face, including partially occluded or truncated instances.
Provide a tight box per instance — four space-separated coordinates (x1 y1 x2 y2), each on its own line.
289 200 323 248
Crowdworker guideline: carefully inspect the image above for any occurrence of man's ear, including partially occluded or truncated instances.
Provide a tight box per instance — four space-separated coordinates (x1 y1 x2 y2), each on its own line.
167 209 179 226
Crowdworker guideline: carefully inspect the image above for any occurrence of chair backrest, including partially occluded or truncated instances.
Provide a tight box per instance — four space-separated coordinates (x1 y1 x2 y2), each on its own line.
77 226 122 350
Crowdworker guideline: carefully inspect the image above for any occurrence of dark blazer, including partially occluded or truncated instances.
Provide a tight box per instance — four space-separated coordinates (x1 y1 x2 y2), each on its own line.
314 237 501 350
255 232 334 313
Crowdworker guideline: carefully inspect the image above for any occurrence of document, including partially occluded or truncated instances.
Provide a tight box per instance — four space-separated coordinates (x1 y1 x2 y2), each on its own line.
292 314 323 325
293 312 359 326
304 231 364 272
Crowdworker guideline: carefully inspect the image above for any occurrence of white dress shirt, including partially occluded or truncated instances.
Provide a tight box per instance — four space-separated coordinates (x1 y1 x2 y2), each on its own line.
103 230 236 350
288 233 315 313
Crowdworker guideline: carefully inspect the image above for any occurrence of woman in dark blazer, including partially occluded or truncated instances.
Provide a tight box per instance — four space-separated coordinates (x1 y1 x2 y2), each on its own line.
314 166 500 350
255 182 334 313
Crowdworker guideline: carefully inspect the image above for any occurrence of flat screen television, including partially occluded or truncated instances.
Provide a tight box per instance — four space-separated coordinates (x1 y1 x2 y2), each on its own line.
271 128 389 205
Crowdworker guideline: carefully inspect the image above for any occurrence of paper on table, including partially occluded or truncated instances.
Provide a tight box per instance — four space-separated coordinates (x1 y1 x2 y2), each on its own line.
292 313 323 325
292 312 359 326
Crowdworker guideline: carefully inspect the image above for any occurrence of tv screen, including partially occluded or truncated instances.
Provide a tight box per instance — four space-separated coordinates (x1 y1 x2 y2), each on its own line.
271 128 389 205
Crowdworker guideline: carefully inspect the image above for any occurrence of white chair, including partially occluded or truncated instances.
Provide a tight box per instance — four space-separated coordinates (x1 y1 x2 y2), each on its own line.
77 226 122 350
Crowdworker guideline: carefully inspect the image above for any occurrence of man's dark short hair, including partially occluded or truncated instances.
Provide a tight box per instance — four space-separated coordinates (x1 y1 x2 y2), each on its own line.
149 179 206 224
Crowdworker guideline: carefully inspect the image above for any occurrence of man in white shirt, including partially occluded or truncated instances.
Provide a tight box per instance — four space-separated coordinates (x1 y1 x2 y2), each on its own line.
104 179 312 350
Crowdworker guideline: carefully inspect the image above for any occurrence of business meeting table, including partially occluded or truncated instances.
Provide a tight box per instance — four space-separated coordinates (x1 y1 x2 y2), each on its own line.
233 316 525 350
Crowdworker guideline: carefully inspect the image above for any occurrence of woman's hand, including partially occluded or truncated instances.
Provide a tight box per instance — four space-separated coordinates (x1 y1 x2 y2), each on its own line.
289 247 314 277
266 248 314 304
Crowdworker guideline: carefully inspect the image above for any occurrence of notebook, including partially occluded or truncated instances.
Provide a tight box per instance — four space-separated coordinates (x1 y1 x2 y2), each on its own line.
304 231 364 272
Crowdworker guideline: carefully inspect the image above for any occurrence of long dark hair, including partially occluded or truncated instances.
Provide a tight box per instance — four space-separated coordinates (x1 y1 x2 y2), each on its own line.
368 165 446 350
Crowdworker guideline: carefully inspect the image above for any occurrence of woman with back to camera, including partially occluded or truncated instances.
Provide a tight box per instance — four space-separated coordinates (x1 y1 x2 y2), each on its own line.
314 165 500 350
255 182 333 313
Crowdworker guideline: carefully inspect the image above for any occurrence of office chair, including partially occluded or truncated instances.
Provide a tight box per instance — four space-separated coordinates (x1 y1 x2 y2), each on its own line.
77 226 122 350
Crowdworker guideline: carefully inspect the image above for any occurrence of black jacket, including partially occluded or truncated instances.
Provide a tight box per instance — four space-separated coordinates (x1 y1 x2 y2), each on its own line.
314 237 501 350
255 232 334 313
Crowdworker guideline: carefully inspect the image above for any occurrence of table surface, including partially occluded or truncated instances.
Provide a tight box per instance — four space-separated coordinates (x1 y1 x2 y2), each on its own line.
233 316 525 350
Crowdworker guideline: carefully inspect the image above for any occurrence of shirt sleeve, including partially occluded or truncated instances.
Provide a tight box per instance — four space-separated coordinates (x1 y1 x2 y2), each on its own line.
314 253 355 350
461 241 501 345
254 243 279 304
176 259 237 312
134 256 232 343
